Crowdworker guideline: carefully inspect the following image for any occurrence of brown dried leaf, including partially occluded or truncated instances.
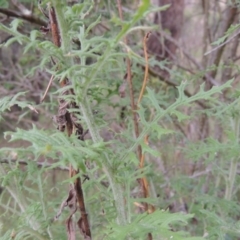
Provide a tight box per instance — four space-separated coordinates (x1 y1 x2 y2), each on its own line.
118 72 128 98
119 81 127 98
66 204 78 240
27 104 39 113
66 216 76 240
54 187 76 220
52 114 66 132
77 217 91 240
40 25 50 34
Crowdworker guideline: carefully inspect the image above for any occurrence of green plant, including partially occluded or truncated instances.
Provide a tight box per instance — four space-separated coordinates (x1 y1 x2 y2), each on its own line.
1 1 240 240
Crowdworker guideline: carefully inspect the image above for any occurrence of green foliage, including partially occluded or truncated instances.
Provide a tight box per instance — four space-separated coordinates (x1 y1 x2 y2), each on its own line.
0 1 240 240
104 211 202 240
0 93 30 120
0 0 8 8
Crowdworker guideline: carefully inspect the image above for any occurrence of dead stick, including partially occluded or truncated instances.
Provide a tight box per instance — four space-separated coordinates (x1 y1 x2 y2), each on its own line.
41 75 54 102
138 34 155 215
138 32 151 105
0 7 47 26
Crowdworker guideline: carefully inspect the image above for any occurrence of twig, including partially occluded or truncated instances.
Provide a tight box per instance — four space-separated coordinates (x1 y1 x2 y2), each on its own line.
137 34 155 216
27 104 39 114
116 0 140 148
207 5 237 80
159 30 219 86
139 136 149 190
116 0 144 179
147 65 208 109
119 40 208 109
138 32 151 105
0 158 69 171
189 168 212 178
225 117 240 200
41 74 54 102
0 7 47 26
204 28 240 56
202 0 211 67
11 0 31 16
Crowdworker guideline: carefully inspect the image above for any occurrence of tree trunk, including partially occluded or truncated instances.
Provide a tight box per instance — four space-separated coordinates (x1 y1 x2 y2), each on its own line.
147 0 184 65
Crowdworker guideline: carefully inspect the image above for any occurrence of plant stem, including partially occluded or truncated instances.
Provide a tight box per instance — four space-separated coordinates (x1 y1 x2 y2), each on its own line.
52 0 127 225
80 101 127 225
38 174 53 239
51 2 92 238
225 116 240 200
51 0 71 55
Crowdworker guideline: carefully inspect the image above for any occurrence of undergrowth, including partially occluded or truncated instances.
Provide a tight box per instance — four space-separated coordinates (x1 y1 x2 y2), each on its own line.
0 1 240 240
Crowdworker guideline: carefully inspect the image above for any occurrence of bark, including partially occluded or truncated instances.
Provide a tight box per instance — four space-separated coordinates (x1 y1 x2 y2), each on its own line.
147 0 185 61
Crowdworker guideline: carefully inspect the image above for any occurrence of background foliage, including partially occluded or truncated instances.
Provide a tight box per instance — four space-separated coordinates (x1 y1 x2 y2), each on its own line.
0 0 240 239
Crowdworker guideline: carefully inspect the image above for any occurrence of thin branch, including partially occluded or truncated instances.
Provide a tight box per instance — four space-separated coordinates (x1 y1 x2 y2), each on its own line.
41 74 54 102
11 0 31 15
0 7 47 26
119 40 208 109
204 28 240 56
147 66 208 109
158 30 219 86
208 5 238 80
189 168 212 179
137 33 155 216
0 158 69 171
116 0 140 151
202 0 211 66
137 32 151 105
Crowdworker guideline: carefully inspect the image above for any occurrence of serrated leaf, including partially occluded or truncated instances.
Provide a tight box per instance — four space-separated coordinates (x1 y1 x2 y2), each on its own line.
141 143 160 157
5 126 103 171
146 87 162 111
0 92 28 120
211 35 228 46
114 0 150 43
171 110 190 122
30 30 41 41
176 81 189 101
137 105 148 125
3 36 20 47
151 123 174 138
72 3 84 14
122 80 233 161
106 210 203 239
10 19 22 32
86 15 101 35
